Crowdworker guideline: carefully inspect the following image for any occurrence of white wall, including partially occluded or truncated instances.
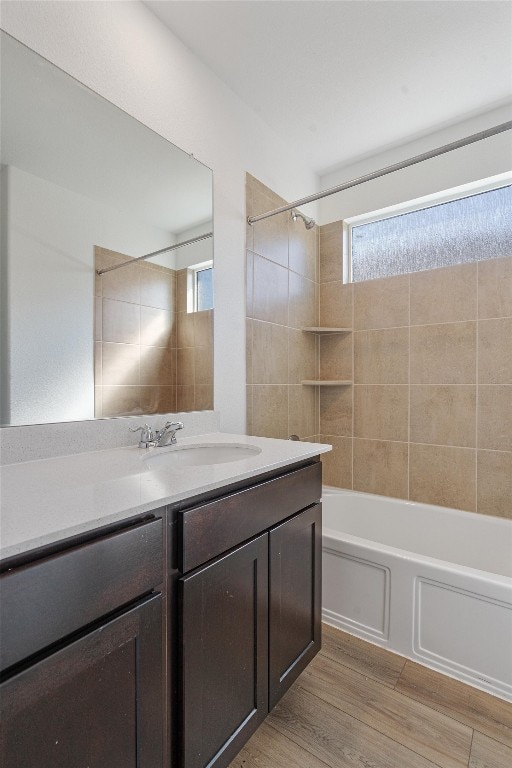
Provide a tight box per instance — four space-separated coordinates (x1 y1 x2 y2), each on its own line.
0 0 318 433
318 104 512 224
0 167 8 423
2 165 174 425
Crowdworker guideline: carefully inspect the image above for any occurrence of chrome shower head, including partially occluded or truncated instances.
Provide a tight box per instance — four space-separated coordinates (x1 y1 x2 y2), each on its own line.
291 210 316 230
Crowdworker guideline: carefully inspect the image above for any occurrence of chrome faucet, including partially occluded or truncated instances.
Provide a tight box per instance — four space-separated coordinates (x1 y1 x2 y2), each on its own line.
129 423 155 448
153 421 184 447
130 421 184 448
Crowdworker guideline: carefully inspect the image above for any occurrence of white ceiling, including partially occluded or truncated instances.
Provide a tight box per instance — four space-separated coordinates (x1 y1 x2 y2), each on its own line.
147 0 512 176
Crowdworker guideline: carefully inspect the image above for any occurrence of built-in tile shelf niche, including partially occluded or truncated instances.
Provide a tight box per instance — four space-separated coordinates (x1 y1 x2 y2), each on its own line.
301 327 353 387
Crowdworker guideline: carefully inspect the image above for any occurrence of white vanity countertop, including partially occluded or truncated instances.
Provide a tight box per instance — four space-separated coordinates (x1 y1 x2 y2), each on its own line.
0 432 331 563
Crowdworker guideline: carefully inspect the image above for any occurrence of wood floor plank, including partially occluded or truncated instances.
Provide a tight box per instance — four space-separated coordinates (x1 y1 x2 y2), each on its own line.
321 622 405 688
268 683 441 768
396 661 512 749
228 721 329 768
299 652 472 768
227 627 512 768
469 731 512 768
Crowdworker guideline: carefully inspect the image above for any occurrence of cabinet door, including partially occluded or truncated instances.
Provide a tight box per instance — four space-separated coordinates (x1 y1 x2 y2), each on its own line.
180 534 268 768
269 503 322 709
0 594 163 768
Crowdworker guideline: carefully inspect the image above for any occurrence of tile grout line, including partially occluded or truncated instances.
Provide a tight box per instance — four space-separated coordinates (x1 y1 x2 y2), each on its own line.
316 227 320 439
349 317 511 332
351 281 355 490
347 238 355 489
286 222 292 437
286 219 290 439
322 435 483 450
250 250 253 433
408 274 411 501
475 265 479 513
350 383 499 387
248 248 318 283
319 226 322 441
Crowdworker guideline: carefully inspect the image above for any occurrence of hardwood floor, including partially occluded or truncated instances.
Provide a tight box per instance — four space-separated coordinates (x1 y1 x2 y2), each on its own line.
229 623 512 768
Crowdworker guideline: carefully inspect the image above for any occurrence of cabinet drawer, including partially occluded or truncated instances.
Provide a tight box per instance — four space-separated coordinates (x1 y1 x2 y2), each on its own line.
180 461 321 573
0 519 163 673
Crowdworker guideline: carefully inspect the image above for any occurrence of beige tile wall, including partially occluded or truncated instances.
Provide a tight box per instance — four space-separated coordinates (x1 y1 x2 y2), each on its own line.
95 247 177 418
94 247 213 418
317 228 512 519
246 174 320 441
176 268 214 411
244 180 511 518
95 249 213 417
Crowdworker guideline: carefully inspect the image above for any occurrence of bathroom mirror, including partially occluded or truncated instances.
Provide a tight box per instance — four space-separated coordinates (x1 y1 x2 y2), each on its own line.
0 31 213 427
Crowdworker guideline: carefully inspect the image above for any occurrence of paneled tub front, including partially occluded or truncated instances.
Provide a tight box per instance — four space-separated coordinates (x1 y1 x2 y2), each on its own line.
321 487 512 702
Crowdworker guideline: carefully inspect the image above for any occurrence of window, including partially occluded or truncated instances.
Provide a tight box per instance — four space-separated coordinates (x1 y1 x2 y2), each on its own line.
196 265 213 311
345 176 512 283
187 261 213 312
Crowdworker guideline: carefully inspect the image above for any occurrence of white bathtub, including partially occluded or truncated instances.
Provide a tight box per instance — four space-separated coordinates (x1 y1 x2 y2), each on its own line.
321 487 512 701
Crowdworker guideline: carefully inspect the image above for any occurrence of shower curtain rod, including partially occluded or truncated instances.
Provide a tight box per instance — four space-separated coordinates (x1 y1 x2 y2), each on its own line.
247 121 512 225
96 231 213 275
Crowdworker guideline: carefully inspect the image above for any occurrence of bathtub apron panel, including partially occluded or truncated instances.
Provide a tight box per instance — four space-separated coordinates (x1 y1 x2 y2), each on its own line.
321 488 512 702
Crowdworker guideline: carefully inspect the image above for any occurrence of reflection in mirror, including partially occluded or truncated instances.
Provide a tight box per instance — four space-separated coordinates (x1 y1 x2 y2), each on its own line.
0 32 213 427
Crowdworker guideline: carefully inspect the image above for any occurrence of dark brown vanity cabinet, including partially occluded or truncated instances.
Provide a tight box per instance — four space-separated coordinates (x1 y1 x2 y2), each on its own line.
0 595 163 768
0 518 165 768
178 462 322 768
0 458 322 768
269 502 322 709
180 534 270 768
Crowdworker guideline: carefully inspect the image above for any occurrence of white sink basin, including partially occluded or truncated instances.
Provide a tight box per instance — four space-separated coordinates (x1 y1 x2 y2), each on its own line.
143 443 262 470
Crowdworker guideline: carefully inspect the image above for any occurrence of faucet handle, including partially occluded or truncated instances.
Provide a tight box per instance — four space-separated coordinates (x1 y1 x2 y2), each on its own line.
164 421 184 431
129 423 153 435
129 423 154 448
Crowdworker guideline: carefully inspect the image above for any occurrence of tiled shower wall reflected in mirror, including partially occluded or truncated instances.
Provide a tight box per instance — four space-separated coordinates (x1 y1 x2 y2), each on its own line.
175 268 213 412
95 248 212 417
